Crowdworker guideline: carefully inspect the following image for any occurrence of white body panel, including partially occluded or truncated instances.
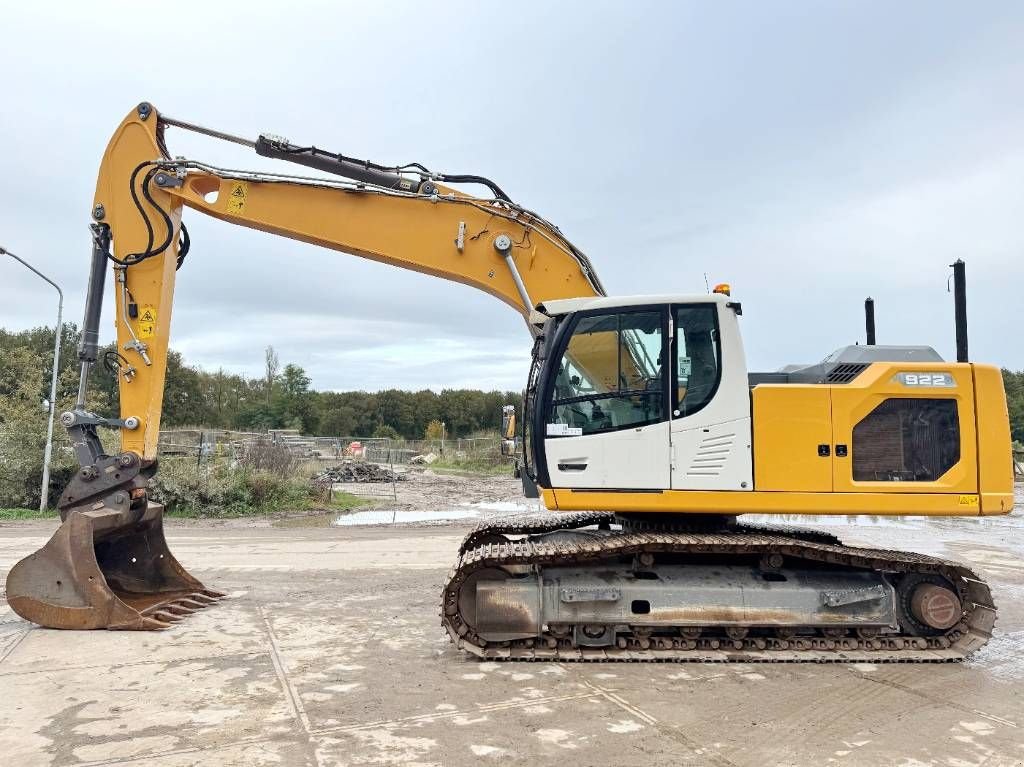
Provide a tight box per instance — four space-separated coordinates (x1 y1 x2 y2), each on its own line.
670 303 753 491
545 421 670 489
670 418 753 490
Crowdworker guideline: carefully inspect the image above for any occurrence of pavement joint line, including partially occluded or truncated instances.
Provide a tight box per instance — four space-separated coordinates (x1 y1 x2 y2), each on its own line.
0 648 268 677
0 627 31 664
581 679 659 725
62 733 288 767
579 677 746 767
848 668 1018 728
258 603 313 735
312 691 600 735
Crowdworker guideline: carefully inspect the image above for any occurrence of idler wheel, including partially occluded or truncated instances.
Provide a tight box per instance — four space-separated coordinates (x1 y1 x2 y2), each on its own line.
910 583 962 630
896 574 964 636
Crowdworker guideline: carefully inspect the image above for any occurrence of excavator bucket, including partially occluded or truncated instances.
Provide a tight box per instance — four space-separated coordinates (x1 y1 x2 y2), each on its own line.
6 501 224 630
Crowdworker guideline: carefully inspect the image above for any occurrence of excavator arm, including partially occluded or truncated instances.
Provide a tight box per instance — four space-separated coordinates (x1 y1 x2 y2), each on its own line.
87 102 604 460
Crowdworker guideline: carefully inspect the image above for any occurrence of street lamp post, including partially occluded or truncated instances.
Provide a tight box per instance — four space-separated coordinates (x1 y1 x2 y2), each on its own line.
1 246 64 512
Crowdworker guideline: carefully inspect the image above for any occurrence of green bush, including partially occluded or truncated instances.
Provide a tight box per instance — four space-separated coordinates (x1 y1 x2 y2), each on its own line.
150 458 311 517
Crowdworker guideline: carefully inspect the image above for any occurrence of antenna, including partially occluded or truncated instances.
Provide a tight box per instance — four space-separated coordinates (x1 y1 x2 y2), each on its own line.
703 273 710 293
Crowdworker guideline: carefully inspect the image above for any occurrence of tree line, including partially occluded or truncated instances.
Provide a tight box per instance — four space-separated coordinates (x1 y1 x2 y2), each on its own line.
4 323 1024 444
0 324 519 440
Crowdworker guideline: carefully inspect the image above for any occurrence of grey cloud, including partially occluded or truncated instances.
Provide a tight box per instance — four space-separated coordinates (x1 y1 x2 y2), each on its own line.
2 1 1022 394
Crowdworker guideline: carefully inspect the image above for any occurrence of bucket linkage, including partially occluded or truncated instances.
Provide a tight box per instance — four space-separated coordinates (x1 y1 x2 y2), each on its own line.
6 453 224 630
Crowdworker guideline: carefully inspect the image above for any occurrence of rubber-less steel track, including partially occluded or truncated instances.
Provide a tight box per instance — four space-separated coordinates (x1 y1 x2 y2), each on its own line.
442 513 995 662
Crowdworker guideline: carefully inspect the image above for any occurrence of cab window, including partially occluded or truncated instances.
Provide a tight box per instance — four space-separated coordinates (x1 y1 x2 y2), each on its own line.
549 310 664 435
674 305 720 417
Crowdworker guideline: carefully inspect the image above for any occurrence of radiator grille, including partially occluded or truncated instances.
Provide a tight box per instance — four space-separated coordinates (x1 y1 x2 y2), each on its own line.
826 363 869 384
686 433 735 477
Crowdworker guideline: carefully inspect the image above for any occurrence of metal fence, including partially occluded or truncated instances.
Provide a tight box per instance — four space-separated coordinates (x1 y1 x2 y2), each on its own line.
156 429 507 503
158 430 502 461
156 429 261 460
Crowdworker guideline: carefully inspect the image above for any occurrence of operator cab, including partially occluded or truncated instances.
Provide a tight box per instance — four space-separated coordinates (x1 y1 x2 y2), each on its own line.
523 293 752 493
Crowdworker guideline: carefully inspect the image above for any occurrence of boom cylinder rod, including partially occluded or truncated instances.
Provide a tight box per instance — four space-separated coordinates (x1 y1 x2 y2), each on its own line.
255 136 425 193
952 259 968 363
160 114 257 149
76 224 111 407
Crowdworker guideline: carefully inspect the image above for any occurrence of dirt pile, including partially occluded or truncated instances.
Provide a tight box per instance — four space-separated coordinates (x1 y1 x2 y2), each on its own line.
313 462 406 483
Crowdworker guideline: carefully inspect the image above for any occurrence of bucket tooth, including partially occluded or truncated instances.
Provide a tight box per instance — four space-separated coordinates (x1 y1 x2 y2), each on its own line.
139 616 174 630
4 501 223 631
149 611 182 623
190 593 218 605
202 589 228 599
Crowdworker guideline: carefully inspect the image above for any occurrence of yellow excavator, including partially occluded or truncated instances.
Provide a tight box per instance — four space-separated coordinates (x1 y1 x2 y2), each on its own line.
7 103 1014 661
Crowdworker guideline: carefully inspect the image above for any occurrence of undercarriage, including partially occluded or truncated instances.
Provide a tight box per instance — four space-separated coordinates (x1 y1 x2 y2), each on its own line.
441 513 995 662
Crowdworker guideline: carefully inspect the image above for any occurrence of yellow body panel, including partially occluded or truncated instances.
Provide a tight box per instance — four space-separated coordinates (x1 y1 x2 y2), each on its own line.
548 488 1006 516
752 385 833 492
828 362 977 495
973 364 1015 513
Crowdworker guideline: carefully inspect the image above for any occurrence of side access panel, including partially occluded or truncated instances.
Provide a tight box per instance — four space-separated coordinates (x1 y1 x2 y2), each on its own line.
672 418 753 491
830 363 977 495
752 385 833 492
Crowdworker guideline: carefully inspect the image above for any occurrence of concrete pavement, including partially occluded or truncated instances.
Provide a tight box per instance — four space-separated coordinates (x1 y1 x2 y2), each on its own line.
1 514 1022 766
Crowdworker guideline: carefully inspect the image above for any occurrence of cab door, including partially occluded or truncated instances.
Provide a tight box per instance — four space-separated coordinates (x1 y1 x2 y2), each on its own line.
543 307 671 490
830 365 977 494
669 302 753 491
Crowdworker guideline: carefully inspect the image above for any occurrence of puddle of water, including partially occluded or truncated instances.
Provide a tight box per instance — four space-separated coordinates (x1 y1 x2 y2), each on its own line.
331 485 1022 529
332 509 482 526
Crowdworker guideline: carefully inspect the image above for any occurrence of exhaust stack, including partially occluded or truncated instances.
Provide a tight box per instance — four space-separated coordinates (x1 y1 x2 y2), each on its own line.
864 297 876 345
952 259 968 363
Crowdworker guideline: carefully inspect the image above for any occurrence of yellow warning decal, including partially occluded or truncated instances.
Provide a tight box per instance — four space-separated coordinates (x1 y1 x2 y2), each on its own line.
957 494 980 507
226 181 248 214
138 304 156 339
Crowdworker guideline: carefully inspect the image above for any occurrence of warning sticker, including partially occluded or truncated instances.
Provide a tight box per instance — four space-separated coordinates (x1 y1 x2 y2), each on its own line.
957 495 980 507
138 304 156 339
547 423 583 437
226 181 248 214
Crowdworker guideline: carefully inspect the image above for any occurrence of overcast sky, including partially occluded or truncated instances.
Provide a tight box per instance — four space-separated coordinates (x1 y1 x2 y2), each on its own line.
2 2 1022 392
